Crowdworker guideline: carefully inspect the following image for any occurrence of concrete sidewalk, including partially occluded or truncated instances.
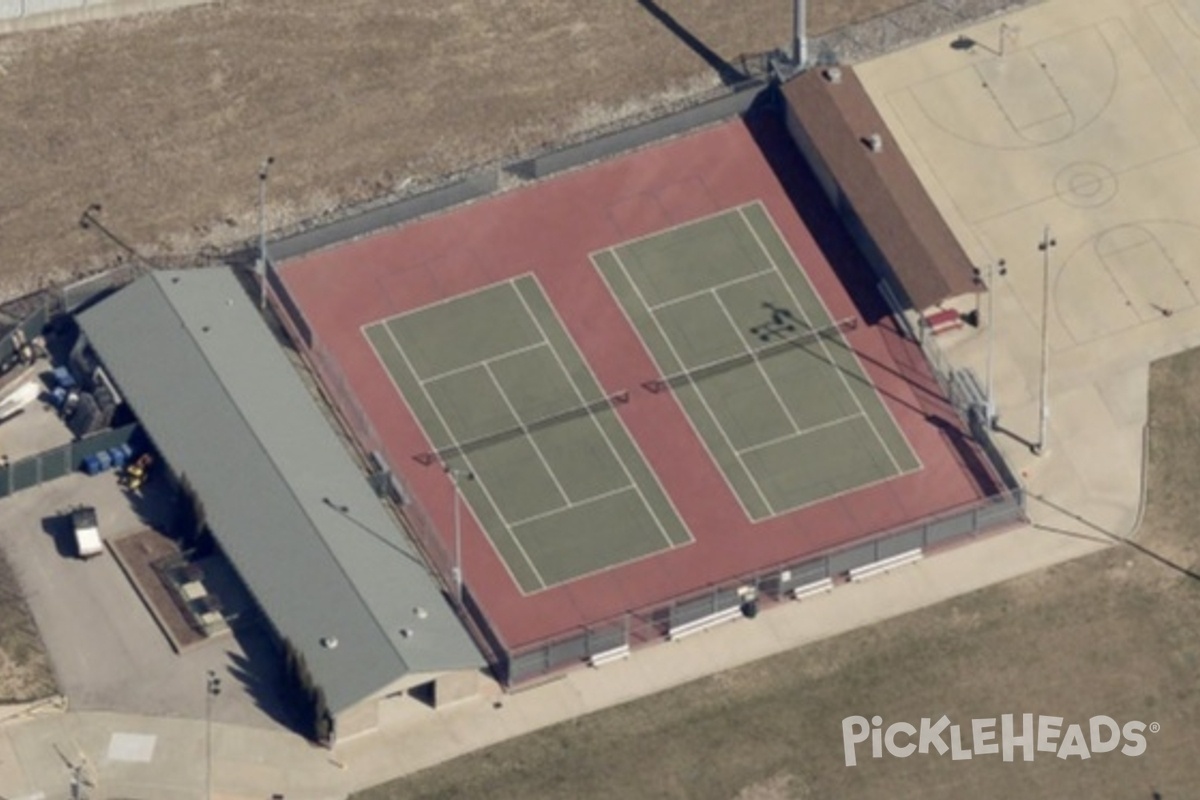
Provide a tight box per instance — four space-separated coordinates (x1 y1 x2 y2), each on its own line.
0 515 1114 800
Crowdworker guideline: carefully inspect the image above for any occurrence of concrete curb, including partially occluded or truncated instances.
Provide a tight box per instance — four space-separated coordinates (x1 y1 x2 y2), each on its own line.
106 535 182 655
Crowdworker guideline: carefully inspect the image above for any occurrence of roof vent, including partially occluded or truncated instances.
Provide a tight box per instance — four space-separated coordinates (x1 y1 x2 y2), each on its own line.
400 628 414 639
823 67 842 84
867 133 883 153
413 606 428 620
320 636 339 650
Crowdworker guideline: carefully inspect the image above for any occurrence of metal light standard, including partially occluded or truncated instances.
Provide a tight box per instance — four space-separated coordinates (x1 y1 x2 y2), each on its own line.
974 258 1007 429
792 0 808 68
78 203 156 275
1033 227 1056 456
205 670 222 800
445 466 474 604
257 156 275 310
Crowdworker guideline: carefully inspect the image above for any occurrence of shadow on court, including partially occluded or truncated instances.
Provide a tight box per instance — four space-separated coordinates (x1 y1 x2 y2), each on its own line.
923 414 1002 497
739 309 950 422
744 109 892 327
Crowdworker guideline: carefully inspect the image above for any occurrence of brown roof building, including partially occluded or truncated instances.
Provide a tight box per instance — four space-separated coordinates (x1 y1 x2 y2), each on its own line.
780 65 978 314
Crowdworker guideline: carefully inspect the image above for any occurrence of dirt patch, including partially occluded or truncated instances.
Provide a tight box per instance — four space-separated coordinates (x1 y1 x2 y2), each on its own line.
0 0 1038 302
352 348 1200 799
110 529 205 650
0 544 55 703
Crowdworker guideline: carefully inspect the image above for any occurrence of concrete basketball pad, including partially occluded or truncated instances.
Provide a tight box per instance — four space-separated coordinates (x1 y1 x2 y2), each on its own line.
857 0 1200 537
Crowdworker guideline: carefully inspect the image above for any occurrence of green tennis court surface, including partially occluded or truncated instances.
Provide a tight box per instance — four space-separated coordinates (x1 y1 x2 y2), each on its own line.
364 275 691 594
594 202 920 521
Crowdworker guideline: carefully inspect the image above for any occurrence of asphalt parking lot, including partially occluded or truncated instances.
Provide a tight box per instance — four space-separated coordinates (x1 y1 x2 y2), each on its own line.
0 458 291 730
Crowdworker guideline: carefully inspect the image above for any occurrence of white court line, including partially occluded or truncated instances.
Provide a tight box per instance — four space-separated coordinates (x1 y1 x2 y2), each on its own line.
737 206 903 475
746 199 921 470
509 485 636 529
591 255 759 523
513 275 681 550
483 361 572 506
590 202 756 257
360 321 545 594
419 341 548 386
711 288 802 435
736 412 864 457
379 317 548 589
647 268 774 311
375 273 529 327
611 249 777 517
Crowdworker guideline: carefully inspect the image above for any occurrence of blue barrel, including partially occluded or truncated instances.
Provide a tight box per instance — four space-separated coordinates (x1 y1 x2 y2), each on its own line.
95 450 112 471
83 455 101 475
53 366 76 390
108 447 127 469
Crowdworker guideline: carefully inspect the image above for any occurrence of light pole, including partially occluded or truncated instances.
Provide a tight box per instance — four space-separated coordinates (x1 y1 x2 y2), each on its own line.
974 258 1007 429
1033 227 1056 456
79 203 157 275
257 156 275 310
445 466 474 604
792 0 808 68
205 669 222 800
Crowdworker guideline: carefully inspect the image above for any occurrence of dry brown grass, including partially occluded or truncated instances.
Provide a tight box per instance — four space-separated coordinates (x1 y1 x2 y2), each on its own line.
352 348 1200 799
0 545 55 703
0 0 913 299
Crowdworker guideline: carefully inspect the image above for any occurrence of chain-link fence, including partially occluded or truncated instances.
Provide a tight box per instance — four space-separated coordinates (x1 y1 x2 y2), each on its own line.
57 263 140 315
811 0 1040 66
501 488 1023 684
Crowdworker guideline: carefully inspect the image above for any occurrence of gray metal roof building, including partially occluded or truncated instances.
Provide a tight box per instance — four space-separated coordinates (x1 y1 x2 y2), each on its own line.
77 268 483 721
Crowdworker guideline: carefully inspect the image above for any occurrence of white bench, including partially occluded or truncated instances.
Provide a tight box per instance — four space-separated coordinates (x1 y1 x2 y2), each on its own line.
789 576 834 600
587 644 631 668
668 605 743 641
849 548 923 582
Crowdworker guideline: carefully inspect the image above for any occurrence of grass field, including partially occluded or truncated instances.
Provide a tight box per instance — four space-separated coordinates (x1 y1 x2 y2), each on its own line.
0 0 923 299
352 347 1200 798
0 547 55 703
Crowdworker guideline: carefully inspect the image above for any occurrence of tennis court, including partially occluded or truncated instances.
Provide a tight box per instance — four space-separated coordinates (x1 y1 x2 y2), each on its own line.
363 274 691 594
593 202 921 521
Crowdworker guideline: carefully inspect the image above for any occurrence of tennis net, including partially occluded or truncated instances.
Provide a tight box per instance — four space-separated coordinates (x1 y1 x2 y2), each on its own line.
416 389 630 465
644 316 858 393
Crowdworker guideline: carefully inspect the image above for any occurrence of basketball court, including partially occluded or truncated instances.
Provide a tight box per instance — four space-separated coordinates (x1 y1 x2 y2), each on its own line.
855 0 1200 535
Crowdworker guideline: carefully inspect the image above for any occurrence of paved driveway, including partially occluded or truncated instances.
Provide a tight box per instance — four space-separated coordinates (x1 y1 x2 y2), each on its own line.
0 469 289 729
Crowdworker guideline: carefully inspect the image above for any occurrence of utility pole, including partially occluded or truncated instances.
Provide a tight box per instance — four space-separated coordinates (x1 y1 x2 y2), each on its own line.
205 670 222 800
974 258 1007 429
445 467 474 604
257 156 275 310
1033 227 1056 456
